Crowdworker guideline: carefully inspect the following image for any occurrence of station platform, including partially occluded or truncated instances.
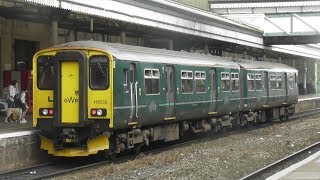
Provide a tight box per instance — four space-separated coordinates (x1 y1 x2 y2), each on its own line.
267 150 320 180
0 94 319 172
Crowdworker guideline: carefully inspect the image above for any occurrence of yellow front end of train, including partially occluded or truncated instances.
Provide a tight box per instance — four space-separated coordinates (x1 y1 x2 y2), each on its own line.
33 47 113 157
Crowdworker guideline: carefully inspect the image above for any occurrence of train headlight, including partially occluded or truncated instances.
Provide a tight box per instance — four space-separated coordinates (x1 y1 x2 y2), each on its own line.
91 109 97 115
42 109 48 115
97 109 103 116
49 109 54 115
39 108 54 116
91 109 106 116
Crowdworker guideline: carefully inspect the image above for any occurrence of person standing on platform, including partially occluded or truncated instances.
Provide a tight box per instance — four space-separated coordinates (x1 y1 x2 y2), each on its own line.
7 80 19 108
7 80 28 123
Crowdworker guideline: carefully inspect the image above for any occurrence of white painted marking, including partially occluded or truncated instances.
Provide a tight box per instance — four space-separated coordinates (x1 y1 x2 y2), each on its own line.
266 150 320 180
298 97 320 102
0 130 39 139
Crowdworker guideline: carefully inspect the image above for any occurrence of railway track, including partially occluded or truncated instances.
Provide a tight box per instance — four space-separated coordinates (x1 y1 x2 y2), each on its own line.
1 109 320 180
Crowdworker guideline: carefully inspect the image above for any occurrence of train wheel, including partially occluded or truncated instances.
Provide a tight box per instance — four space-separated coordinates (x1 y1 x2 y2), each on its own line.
108 153 117 160
214 123 221 133
134 143 144 155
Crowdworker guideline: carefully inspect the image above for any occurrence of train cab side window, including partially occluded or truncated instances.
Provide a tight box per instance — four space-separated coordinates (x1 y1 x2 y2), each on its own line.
289 74 294 89
277 74 282 90
37 56 54 90
221 72 230 92
255 74 262 90
145 69 160 95
123 69 129 93
89 56 109 90
195 71 206 93
247 74 255 91
231 73 239 91
181 71 194 93
270 74 277 90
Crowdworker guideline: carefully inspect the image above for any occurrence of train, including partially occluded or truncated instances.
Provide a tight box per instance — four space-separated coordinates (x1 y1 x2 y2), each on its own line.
32 41 298 157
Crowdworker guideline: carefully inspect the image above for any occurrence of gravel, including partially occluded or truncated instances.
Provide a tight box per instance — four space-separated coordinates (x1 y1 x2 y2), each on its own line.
55 115 320 180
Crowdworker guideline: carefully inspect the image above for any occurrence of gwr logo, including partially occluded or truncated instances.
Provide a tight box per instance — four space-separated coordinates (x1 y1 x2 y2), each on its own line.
64 96 79 103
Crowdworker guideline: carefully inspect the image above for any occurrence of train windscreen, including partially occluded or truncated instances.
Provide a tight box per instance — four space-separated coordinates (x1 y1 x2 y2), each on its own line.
89 55 109 90
37 56 54 90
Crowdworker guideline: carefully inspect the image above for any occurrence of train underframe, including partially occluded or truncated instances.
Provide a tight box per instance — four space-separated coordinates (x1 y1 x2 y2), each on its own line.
39 104 295 157
108 104 296 157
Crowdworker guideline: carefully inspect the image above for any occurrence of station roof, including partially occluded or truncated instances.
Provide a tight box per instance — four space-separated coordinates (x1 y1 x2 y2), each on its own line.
24 0 263 48
210 1 320 9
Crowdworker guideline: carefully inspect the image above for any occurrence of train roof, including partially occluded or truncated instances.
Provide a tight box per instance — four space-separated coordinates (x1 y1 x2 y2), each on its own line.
233 58 298 73
55 41 239 69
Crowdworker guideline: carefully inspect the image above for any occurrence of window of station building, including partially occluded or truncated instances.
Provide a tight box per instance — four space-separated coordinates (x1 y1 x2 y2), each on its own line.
145 69 160 95
270 74 277 90
255 74 262 90
221 72 230 92
123 69 129 93
37 56 54 90
89 56 109 90
247 74 255 91
277 74 282 90
181 70 194 93
231 73 239 91
14 39 39 71
288 74 294 89
195 71 206 93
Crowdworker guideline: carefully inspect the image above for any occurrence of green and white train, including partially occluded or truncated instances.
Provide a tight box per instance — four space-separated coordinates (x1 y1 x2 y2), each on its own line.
33 41 298 157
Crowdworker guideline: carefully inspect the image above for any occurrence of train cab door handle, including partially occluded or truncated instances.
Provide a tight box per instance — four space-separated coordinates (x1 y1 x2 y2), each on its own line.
130 82 133 118
135 82 138 118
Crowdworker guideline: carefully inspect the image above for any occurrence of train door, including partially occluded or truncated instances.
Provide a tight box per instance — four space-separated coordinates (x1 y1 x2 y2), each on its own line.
129 63 138 124
209 68 217 114
264 71 269 103
54 51 87 125
239 67 244 111
165 65 175 119
61 61 79 123
285 72 288 103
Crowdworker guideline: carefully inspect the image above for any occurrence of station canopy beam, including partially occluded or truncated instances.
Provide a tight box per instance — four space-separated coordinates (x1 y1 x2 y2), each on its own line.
210 1 320 45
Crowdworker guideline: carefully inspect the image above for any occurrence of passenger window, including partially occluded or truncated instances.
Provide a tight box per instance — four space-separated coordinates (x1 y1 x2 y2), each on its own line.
195 71 206 93
255 74 262 90
89 56 109 90
145 69 160 95
123 69 129 93
181 71 193 93
270 74 277 90
277 74 282 90
37 56 54 90
221 72 230 92
247 74 255 91
231 73 239 91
